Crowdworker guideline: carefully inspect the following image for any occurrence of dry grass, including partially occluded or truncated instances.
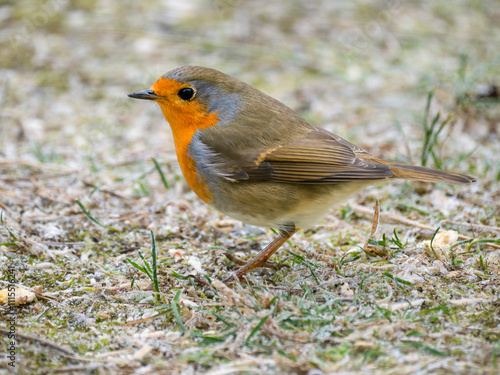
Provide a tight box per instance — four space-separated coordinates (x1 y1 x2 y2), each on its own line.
0 0 499 374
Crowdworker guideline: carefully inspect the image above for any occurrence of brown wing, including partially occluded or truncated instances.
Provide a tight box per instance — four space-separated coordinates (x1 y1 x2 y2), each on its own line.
193 126 394 184
255 128 393 183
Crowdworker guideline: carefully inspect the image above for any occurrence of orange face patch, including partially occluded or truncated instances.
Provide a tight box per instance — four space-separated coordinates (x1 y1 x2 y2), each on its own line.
151 77 219 204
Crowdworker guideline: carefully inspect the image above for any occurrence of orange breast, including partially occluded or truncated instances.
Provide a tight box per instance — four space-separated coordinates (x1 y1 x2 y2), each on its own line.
174 140 213 204
153 78 219 204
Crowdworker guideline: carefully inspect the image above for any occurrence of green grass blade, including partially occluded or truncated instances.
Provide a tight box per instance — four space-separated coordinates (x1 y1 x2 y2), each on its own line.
172 271 188 280
150 230 160 302
403 341 447 357
172 290 186 334
126 258 149 276
137 250 153 277
76 199 118 231
0 242 17 247
246 314 270 344
429 227 440 256
383 272 414 287
152 158 170 190
449 239 474 252
0 211 17 241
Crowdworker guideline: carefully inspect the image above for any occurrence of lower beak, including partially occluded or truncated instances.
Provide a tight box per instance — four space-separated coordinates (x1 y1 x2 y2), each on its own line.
128 89 158 100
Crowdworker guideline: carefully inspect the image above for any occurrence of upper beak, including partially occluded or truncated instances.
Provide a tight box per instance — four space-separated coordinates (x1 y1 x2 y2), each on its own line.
127 89 158 100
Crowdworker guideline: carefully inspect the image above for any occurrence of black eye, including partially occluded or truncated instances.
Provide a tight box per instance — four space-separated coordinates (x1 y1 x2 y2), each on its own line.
178 87 195 101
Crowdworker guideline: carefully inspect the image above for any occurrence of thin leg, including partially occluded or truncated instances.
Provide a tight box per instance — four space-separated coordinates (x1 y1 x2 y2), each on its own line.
224 252 290 270
227 227 298 282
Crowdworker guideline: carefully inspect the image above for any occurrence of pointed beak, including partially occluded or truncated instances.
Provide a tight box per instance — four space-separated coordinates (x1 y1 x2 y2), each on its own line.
127 89 158 100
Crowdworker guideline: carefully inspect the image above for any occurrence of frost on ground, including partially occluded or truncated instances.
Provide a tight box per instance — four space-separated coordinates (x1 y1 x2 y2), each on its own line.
0 1 499 374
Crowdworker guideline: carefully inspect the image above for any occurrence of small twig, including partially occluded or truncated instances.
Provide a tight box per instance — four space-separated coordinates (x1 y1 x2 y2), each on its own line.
83 181 125 199
41 241 85 246
121 314 162 326
441 220 500 233
22 215 81 223
0 328 75 356
0 171 77 182
449 297 495 306
370 200 380 237
0 189 30 205
350 201 438 231
0 202 19 219
348 202 500 250
96 267 130 282
0 159 76 171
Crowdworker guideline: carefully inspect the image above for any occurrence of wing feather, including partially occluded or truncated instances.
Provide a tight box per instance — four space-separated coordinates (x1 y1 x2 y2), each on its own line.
194 126 393 184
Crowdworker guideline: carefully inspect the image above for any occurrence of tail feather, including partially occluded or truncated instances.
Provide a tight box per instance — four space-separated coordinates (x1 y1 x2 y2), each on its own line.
359 156 476 185
388 163 476 185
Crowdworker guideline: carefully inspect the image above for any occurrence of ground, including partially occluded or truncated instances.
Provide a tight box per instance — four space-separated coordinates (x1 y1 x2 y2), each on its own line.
0 0 499 374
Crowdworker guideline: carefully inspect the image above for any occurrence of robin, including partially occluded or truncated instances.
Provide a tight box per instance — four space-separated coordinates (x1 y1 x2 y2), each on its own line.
128 66 475 282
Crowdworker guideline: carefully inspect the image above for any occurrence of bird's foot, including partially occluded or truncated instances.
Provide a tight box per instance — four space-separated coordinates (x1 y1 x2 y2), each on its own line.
224 251 290 271
222 252 289 284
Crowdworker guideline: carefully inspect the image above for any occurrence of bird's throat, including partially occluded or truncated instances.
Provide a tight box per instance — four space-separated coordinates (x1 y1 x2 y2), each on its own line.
157 101 218 204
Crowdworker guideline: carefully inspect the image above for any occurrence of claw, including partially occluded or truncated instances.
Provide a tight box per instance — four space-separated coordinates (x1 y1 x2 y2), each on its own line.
224 252 248 266
191 228 298 286
225 228 298 281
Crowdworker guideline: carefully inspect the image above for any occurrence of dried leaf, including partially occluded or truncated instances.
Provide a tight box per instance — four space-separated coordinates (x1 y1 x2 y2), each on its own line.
0 288 36 306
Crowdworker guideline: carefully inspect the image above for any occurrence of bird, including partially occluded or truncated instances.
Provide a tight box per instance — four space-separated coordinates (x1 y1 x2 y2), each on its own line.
128 66 475 282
